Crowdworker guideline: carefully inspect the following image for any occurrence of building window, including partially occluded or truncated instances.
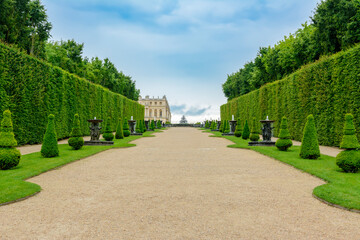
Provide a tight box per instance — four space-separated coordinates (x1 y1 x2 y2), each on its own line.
149 109 152 117
160 110 162 117
155 109 157 117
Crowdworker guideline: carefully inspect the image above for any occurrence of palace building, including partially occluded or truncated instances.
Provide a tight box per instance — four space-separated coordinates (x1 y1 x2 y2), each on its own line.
138 95 172 123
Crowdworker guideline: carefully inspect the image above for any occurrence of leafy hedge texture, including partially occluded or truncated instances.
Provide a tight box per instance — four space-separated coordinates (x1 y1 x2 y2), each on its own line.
300 115 320 159
41 114 59 158
68 114 84 150
0 43 144 145
220 44 360 147
275 117 293 151
0 110 20 169
103 117 114 141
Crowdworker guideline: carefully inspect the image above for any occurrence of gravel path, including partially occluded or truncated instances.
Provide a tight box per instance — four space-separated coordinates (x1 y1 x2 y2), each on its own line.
2 128 360 239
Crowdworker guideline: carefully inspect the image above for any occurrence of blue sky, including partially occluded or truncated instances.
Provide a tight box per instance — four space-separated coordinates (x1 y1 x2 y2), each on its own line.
42 0 320 123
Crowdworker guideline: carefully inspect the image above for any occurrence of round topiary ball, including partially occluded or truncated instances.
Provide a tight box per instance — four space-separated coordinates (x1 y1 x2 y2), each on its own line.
0 148 21 170
336 150 360 173
68 137 84 150
275 139 293 151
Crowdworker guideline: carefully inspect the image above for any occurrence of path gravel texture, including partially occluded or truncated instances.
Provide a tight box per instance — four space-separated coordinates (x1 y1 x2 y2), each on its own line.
2 128 360 239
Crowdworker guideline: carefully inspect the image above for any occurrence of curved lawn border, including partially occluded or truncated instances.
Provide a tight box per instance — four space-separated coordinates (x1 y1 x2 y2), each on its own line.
0 130 163 206
201 129 360 213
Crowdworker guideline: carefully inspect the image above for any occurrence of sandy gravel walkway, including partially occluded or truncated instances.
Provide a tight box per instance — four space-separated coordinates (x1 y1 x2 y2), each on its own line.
2 128 360 239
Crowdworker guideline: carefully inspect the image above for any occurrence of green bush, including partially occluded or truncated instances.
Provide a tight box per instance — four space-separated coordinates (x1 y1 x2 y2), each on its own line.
0 43 144 146
336 150 360 173
234 118 242 137
150 120 155 130
135 120 142 134
242 120 250 140
140 120 145 133
103 117 114 141
68 114 84 150
223 120 230 133
205 121 209 129
300 115 320 159
123 118 131 137
336 114 360 173
220 44 360 147
219 121 223 132
276 117 293 151
157 120 162 129
249 117 260 141
41 114 59 158
115 118 124 139
0 110 21 170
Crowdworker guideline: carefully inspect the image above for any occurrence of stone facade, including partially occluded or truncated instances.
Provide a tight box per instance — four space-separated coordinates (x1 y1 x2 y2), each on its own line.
138 95 171 123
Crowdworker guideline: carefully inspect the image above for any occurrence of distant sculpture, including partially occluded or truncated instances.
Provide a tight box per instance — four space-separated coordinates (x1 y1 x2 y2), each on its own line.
180 115 188 124
89 120 102 141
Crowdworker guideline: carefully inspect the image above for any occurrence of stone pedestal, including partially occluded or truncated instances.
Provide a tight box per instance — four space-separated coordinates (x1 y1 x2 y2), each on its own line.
249 119 275 146
222 120 237 136
128 120 142 135
84 118 114 145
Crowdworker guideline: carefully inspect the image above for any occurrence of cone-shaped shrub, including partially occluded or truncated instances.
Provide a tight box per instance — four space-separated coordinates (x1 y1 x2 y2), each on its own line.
68 114 84 150
249 117 260 141
115 118 124 139
157 120 162 129
150 120 155 130
224 120 230 133
41 114 59 158
275 117 293 151
123 118 131 137
219 121 224 132
234 118 242 137
0 110 21 170
300 114 320 159
205 121 209 129
139 120 144 133
211 121 215 130
135 120 142 134
336 114 360 173
103 117 114 141
142 120 147 132
242 120 250 139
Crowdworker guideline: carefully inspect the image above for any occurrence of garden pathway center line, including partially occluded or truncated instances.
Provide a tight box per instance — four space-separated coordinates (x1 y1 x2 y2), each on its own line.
2 128 360 239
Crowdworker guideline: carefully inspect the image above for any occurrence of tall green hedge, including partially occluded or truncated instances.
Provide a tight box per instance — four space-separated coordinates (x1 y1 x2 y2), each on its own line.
0 43 144 145
221 44 360 147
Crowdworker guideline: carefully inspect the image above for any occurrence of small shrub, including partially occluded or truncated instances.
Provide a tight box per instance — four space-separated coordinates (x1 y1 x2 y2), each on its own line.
150 120 155 130
234 118 242 137
123 118 131 137
68 114 84 150
103 117 114 141
205 121 209 129
242 120 250 140
157 120 162 129
275 117 293 151
41 114 59 158
115 118 124 139
300 114 320 159
140 120 145 133
135 120 142 134
336 114 360 173
224 120 230 133
219 121 223 132
249 117 260 141
0 110 21 170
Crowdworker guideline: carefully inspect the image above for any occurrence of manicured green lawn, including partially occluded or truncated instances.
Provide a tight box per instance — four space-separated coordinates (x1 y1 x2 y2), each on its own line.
0 130 161 205
204 129 360 211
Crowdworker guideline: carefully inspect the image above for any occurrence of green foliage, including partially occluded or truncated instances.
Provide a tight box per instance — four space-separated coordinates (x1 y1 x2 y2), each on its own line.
224 120 230 133
339 114 360 149
0 110 17 147
242 120 250 140
300 115 320 159
157 120 162 129
249 117 260 141
219 121 223 132
103 117 114 141
234 118 242 137
205 120 209 128
0 42 144 145
115 118 124 139
336 150 360 173
276 117 293 151
135 120 142 134
0 110 21 169
221 44 360 147
150 120 155 130
68 114 84 150
41 114 59 158
123 118 130 137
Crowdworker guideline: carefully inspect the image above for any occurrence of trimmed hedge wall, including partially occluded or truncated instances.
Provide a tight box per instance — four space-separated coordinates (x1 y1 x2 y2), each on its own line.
0 43 144 145
221 44 360 147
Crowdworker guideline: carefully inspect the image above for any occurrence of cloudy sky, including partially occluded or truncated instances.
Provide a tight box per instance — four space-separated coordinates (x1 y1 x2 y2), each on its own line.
42 0 320 123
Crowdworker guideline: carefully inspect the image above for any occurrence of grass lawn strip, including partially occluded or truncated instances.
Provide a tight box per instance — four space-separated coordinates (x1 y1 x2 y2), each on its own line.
202 129 360 212
0 130 162 206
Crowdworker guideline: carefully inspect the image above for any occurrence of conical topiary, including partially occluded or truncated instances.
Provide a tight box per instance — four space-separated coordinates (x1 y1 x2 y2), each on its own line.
0 110 21 170
249 117 260 141
103 117 114 141
275 117 293 151
224 120 230 133
219 121 224 132
68 114 84 150
299 114 320 159
142 120 147 132
135 120 142 134
205 121 209 129
242 120 250 140
115 118 124 139
41 114 59 158
234 118 242 137
123 118 130 137
157 120 162 129
336 114 360 173
211 121 215 130
150 120 155 130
